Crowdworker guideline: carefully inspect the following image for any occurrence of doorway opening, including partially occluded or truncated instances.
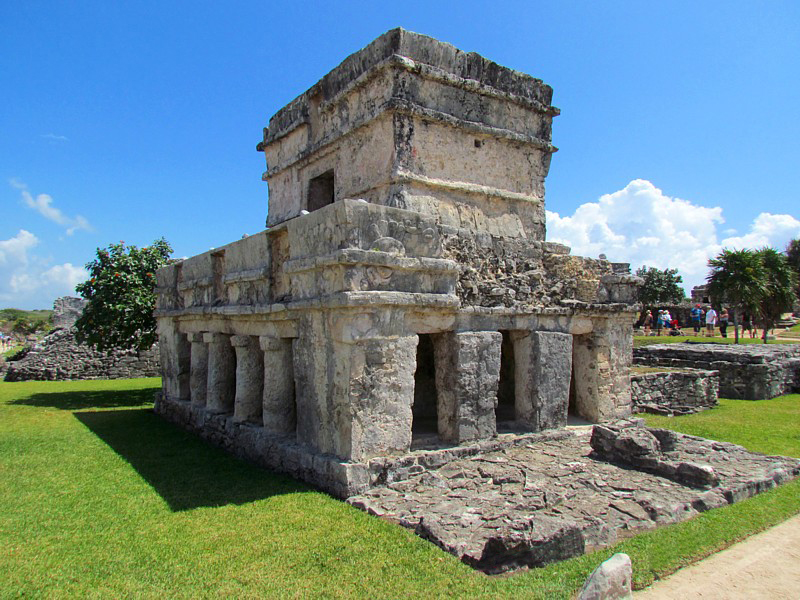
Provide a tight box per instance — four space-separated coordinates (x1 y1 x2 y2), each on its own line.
412 334 439 442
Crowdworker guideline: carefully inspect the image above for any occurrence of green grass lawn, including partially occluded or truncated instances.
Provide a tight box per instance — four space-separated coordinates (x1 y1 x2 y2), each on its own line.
1 380 799 598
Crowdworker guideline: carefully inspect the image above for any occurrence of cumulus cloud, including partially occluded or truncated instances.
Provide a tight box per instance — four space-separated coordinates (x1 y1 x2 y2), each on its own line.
546 179 800 292
0 230 87 309
10 179 93 235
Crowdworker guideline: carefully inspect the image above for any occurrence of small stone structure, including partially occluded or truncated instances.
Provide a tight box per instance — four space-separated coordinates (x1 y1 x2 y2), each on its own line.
154 29 641 497
634 343 800 400
3 297 160 382
631 369 719 415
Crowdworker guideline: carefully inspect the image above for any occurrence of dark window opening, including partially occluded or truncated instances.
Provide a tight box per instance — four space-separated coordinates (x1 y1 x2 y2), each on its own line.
307 170 335 212
412 334 438 438
496 330 516 425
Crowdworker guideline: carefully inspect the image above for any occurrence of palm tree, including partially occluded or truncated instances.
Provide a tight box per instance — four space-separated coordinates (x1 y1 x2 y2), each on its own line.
706 249 766 344
754 247 798 343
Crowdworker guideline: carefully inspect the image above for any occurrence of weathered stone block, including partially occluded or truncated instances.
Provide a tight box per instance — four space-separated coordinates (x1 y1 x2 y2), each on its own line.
515 331 572 431
434 331 501 443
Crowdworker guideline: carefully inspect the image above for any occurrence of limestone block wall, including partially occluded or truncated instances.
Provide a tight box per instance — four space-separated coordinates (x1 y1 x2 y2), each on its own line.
154 198 640 495
4 328 160 382
633 344 800 400
259 29 557 240
631 370 719 415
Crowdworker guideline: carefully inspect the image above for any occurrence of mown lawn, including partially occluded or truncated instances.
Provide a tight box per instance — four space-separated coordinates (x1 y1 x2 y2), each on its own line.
1 379 798 598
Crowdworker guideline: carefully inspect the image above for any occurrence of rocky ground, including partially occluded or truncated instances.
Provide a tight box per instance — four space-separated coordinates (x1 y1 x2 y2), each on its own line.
348 422 800 574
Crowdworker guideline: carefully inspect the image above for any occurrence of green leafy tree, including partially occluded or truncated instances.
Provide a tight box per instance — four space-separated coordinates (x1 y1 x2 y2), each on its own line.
75 238 173 351
754 247 798 342
706 248 766 344
635 266 685 305
786 238 800 301
706 247 796 344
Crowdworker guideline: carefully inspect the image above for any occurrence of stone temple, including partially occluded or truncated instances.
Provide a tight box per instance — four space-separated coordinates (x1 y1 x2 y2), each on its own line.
154 28 640 497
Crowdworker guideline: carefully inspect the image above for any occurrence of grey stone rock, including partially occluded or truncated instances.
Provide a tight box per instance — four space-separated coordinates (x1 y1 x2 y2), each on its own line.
577 553 633 600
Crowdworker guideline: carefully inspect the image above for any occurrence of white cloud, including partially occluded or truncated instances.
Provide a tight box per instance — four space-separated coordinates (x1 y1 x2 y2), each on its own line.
10 179 93 235
546 179 800 292
0 230 87 309
0 229 39 268
40 133 68 142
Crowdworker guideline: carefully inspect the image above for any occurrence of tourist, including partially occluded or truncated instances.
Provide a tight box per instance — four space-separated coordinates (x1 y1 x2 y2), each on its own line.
669 316 682 335
719 308 729 338
662 309 672 334
705 306 718 337
742 312 755 338
655 310 665 336
642 310 653 335
690 303 704 334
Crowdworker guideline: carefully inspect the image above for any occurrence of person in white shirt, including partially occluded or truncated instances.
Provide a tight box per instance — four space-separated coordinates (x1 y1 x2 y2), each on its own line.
705 306 718 337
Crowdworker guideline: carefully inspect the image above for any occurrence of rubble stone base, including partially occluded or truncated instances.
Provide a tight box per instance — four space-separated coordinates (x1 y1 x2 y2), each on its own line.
347 422 800 573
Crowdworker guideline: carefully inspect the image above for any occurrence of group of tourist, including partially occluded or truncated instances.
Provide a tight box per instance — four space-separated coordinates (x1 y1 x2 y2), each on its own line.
0 332 12 350
641 309 682 336
641 304 761 338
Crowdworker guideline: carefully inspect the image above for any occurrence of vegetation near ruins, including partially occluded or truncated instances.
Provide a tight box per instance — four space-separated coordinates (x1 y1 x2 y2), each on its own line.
707 246 798 344
636 266 685 305
1 378 798 598
74 238 173 352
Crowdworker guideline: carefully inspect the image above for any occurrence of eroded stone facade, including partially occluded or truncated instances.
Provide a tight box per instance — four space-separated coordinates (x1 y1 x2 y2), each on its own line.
154 29 640 497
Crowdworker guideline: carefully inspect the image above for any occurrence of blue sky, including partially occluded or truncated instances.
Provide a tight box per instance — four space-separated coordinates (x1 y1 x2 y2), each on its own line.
2 1 799 309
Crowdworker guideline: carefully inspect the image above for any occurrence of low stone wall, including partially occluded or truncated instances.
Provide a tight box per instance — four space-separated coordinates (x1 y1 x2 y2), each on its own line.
631 369 718 415
3 328 160 381
633 343 800 400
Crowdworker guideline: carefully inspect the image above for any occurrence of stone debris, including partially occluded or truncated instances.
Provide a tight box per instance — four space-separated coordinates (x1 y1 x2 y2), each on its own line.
577 553 633 600
347 424 800 574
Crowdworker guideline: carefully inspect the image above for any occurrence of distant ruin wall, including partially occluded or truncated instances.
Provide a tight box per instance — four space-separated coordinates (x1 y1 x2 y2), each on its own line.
3 328 159 382
52 296 87 329
634 344 800 400
631 369 719 415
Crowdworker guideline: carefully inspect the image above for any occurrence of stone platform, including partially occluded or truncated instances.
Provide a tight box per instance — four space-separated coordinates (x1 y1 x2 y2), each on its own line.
347 423 800 573
634 343 800 400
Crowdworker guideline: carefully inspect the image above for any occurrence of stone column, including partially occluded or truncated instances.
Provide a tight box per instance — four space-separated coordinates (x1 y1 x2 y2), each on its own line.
434 331 502 444
342 335 417 461
231 335 264 423
204 332 236 414
187 332 208 407
259 336 296 434
157 318 191 402
572 317 634 423
514 331 573 431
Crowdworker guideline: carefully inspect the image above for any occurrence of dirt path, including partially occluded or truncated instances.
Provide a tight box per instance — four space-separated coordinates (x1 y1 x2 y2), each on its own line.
635 514 800 599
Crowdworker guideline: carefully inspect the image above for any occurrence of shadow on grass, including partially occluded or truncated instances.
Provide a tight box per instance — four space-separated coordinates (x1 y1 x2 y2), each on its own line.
12 387 158 410
75 409 309 511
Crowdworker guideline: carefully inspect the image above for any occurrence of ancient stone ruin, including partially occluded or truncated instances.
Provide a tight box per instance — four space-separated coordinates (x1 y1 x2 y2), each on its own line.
3 296 160 382
630 368 719 415
634 343 800 400
154 28 640 497
153 29 800 573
